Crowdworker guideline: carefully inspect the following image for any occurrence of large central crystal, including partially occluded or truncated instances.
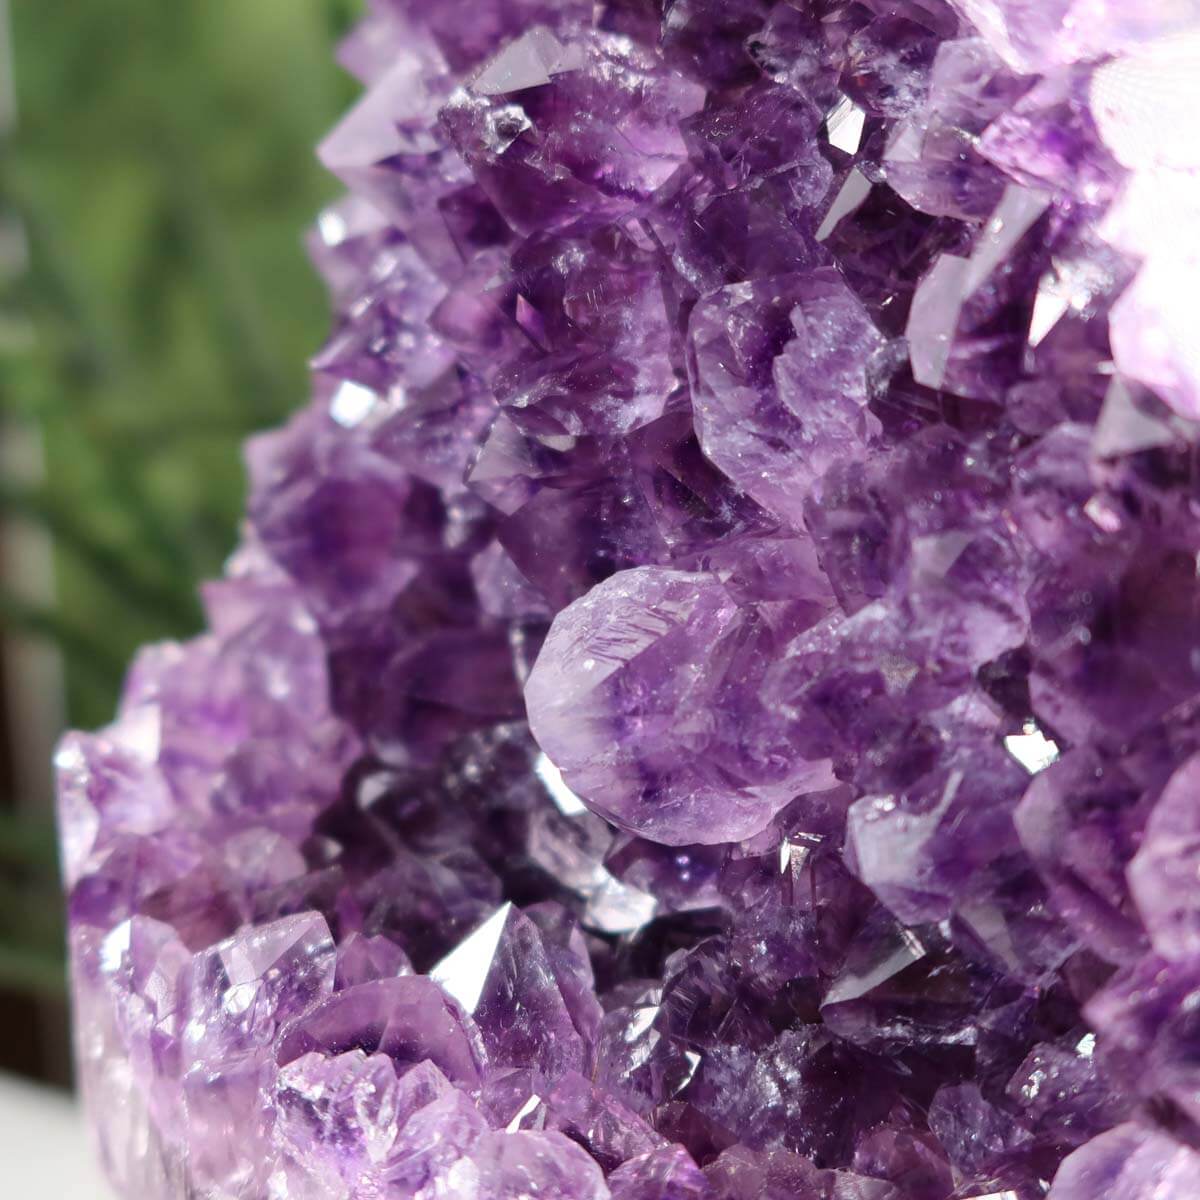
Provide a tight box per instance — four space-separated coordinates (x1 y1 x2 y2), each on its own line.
57 2 1200 1198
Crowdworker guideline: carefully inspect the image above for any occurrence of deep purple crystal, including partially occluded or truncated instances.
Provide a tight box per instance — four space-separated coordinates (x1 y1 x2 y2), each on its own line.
57 2 1200 1197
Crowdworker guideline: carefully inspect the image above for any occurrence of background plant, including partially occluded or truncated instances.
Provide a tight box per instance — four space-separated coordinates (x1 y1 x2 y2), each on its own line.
0 0 357 1078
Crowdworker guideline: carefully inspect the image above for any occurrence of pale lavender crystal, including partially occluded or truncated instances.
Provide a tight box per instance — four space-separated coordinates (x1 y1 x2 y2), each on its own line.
447 1130 611 1200
689 269 885 524
272 1050 409 1192
55 1 1200 1197
1015 745 1150 963
525 567 833 845
1049 1123 1200 1200
607 1146 708 1200
885 37 1023 220
277 976 486 1088
181 916 336 1196
948 0 1074 73
1128 753 1200 960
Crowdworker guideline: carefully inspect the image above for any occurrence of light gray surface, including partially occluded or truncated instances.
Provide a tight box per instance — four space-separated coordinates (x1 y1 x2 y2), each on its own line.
0 1075 113 1197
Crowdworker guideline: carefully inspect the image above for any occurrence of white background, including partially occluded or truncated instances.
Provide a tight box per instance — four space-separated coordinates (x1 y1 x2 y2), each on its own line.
0 1075 113 1197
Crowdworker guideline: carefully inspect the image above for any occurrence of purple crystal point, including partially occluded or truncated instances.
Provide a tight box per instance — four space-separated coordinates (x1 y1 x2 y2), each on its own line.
277 975 486 1088
430 902 591 1079
452 1129 612 1200
440 27 704 237
272 1050 407 1189
1049 1123 1200 1200
607 1146 709 1200
689 269 885 524
57 0 1200 1196
525 567 833 845
1128 753 1200 960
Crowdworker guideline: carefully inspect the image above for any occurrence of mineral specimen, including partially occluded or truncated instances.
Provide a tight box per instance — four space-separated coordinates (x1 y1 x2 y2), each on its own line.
57 2 1200 1198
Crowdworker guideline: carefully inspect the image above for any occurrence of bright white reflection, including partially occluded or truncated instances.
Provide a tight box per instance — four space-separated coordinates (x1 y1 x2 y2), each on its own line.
505 1093 543 1133
429 902 512 1013
536 752 587 816
1003 722 1060 775
330 380 380 429
825 95 866 155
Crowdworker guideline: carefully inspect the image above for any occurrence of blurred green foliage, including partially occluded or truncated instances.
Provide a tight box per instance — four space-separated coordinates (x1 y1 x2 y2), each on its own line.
5 0 358 727
0 1 359 1000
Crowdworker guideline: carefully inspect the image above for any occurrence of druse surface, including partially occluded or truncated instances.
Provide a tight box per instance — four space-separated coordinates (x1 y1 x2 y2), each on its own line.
58 2 1200 1198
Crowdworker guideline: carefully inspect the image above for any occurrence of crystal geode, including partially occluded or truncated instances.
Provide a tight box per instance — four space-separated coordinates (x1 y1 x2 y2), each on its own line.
56 3 1200 1198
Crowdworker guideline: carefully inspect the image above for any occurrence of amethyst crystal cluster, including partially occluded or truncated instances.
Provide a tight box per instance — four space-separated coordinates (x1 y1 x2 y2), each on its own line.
57 2 1200 1198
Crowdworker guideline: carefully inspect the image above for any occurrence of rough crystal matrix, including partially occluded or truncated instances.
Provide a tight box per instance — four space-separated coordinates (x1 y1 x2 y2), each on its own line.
57 3 1200 1198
